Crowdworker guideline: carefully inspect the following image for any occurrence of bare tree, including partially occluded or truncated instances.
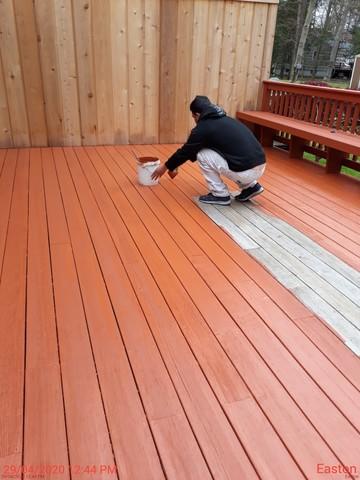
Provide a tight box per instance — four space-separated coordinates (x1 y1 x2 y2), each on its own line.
289 0 309 79
324 0 352 80
291 0 317 81
272 0 360 81
312 0 335 75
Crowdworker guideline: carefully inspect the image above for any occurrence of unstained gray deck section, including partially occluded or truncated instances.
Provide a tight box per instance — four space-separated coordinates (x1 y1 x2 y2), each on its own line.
197 198 360 355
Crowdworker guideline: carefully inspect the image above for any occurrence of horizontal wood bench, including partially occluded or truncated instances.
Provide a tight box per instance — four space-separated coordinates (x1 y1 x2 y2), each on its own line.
237 81 360 174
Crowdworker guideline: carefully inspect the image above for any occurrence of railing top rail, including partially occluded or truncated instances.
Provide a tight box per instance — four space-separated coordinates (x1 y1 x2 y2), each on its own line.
263 80 360 102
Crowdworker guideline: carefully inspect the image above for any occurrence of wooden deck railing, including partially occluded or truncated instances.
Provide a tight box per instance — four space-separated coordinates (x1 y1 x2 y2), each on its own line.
261 81 360 134
257 81 360 173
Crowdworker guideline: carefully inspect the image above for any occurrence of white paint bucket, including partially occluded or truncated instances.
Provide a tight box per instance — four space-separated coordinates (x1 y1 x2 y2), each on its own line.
136 156 160 186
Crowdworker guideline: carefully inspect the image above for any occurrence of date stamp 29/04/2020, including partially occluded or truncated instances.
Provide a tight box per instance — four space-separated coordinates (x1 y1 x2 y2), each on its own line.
1 464 118 478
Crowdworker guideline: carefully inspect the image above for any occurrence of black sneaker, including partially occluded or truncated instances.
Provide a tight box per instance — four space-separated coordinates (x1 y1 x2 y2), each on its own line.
199 193 231 205
235 183 264 202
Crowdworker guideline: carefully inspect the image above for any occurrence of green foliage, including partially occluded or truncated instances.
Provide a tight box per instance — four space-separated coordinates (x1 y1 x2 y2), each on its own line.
303 153 360 179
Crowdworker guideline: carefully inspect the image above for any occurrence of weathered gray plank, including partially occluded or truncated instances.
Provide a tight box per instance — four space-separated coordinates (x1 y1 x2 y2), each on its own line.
196 200 259 250
233 202 360 307
196 198 360 356
246 202 360 288
220 205 360 331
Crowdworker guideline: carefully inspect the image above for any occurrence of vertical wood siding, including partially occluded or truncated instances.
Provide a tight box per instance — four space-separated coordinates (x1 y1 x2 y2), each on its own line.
0 0 278 146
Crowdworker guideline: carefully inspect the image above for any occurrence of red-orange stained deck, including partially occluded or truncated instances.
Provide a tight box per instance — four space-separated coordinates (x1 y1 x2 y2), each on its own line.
0 145 359 480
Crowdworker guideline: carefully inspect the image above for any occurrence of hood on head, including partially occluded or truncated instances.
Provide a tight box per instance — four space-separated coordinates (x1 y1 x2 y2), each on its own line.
189 95 226 121
190 95 211 113
199 104 226 120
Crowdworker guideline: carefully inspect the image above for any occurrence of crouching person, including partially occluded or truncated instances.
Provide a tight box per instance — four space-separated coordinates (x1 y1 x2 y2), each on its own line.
151 95 266 205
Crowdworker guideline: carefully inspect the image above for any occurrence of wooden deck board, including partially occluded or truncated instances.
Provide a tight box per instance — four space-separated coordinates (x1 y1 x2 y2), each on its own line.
154 144 360 388
1 145 360 479
159 146 360 351
0 149 28 464
169 148 360 351
110 147 358 472
120 147 360 443
24 148 68 478
0 151 17 277
213 204 360 326
42 147 118 480
74 147 259 480
65 146 213 480
162 144 360 270
261 175 360 242
91 146 293 479
185 152 360 266
113 146 360 474
101 146 305 479
263 169 360 229
0 149 6 177
52 147 165 480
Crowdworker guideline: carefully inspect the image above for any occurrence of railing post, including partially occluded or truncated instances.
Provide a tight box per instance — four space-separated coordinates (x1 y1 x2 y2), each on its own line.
260 127 274 147
289 136 305 159
326 148 343 174
261 82 271 112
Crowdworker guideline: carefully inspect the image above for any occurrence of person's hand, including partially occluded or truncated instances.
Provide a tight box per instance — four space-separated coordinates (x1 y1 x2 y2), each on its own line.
151 163 167 181
168 168 178 179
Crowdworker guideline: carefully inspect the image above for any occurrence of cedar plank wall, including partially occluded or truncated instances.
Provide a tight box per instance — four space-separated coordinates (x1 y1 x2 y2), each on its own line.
0 0 278 147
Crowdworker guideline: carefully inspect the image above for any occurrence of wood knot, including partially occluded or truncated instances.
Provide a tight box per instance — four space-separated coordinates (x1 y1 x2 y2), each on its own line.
88 92 93 98
84 3 89 9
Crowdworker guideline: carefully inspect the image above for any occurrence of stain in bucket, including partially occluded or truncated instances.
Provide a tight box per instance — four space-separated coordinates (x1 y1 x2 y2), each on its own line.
137 156 159 164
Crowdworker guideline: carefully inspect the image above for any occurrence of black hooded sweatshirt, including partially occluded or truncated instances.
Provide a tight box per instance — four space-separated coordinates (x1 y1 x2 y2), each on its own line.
165 105 266 172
